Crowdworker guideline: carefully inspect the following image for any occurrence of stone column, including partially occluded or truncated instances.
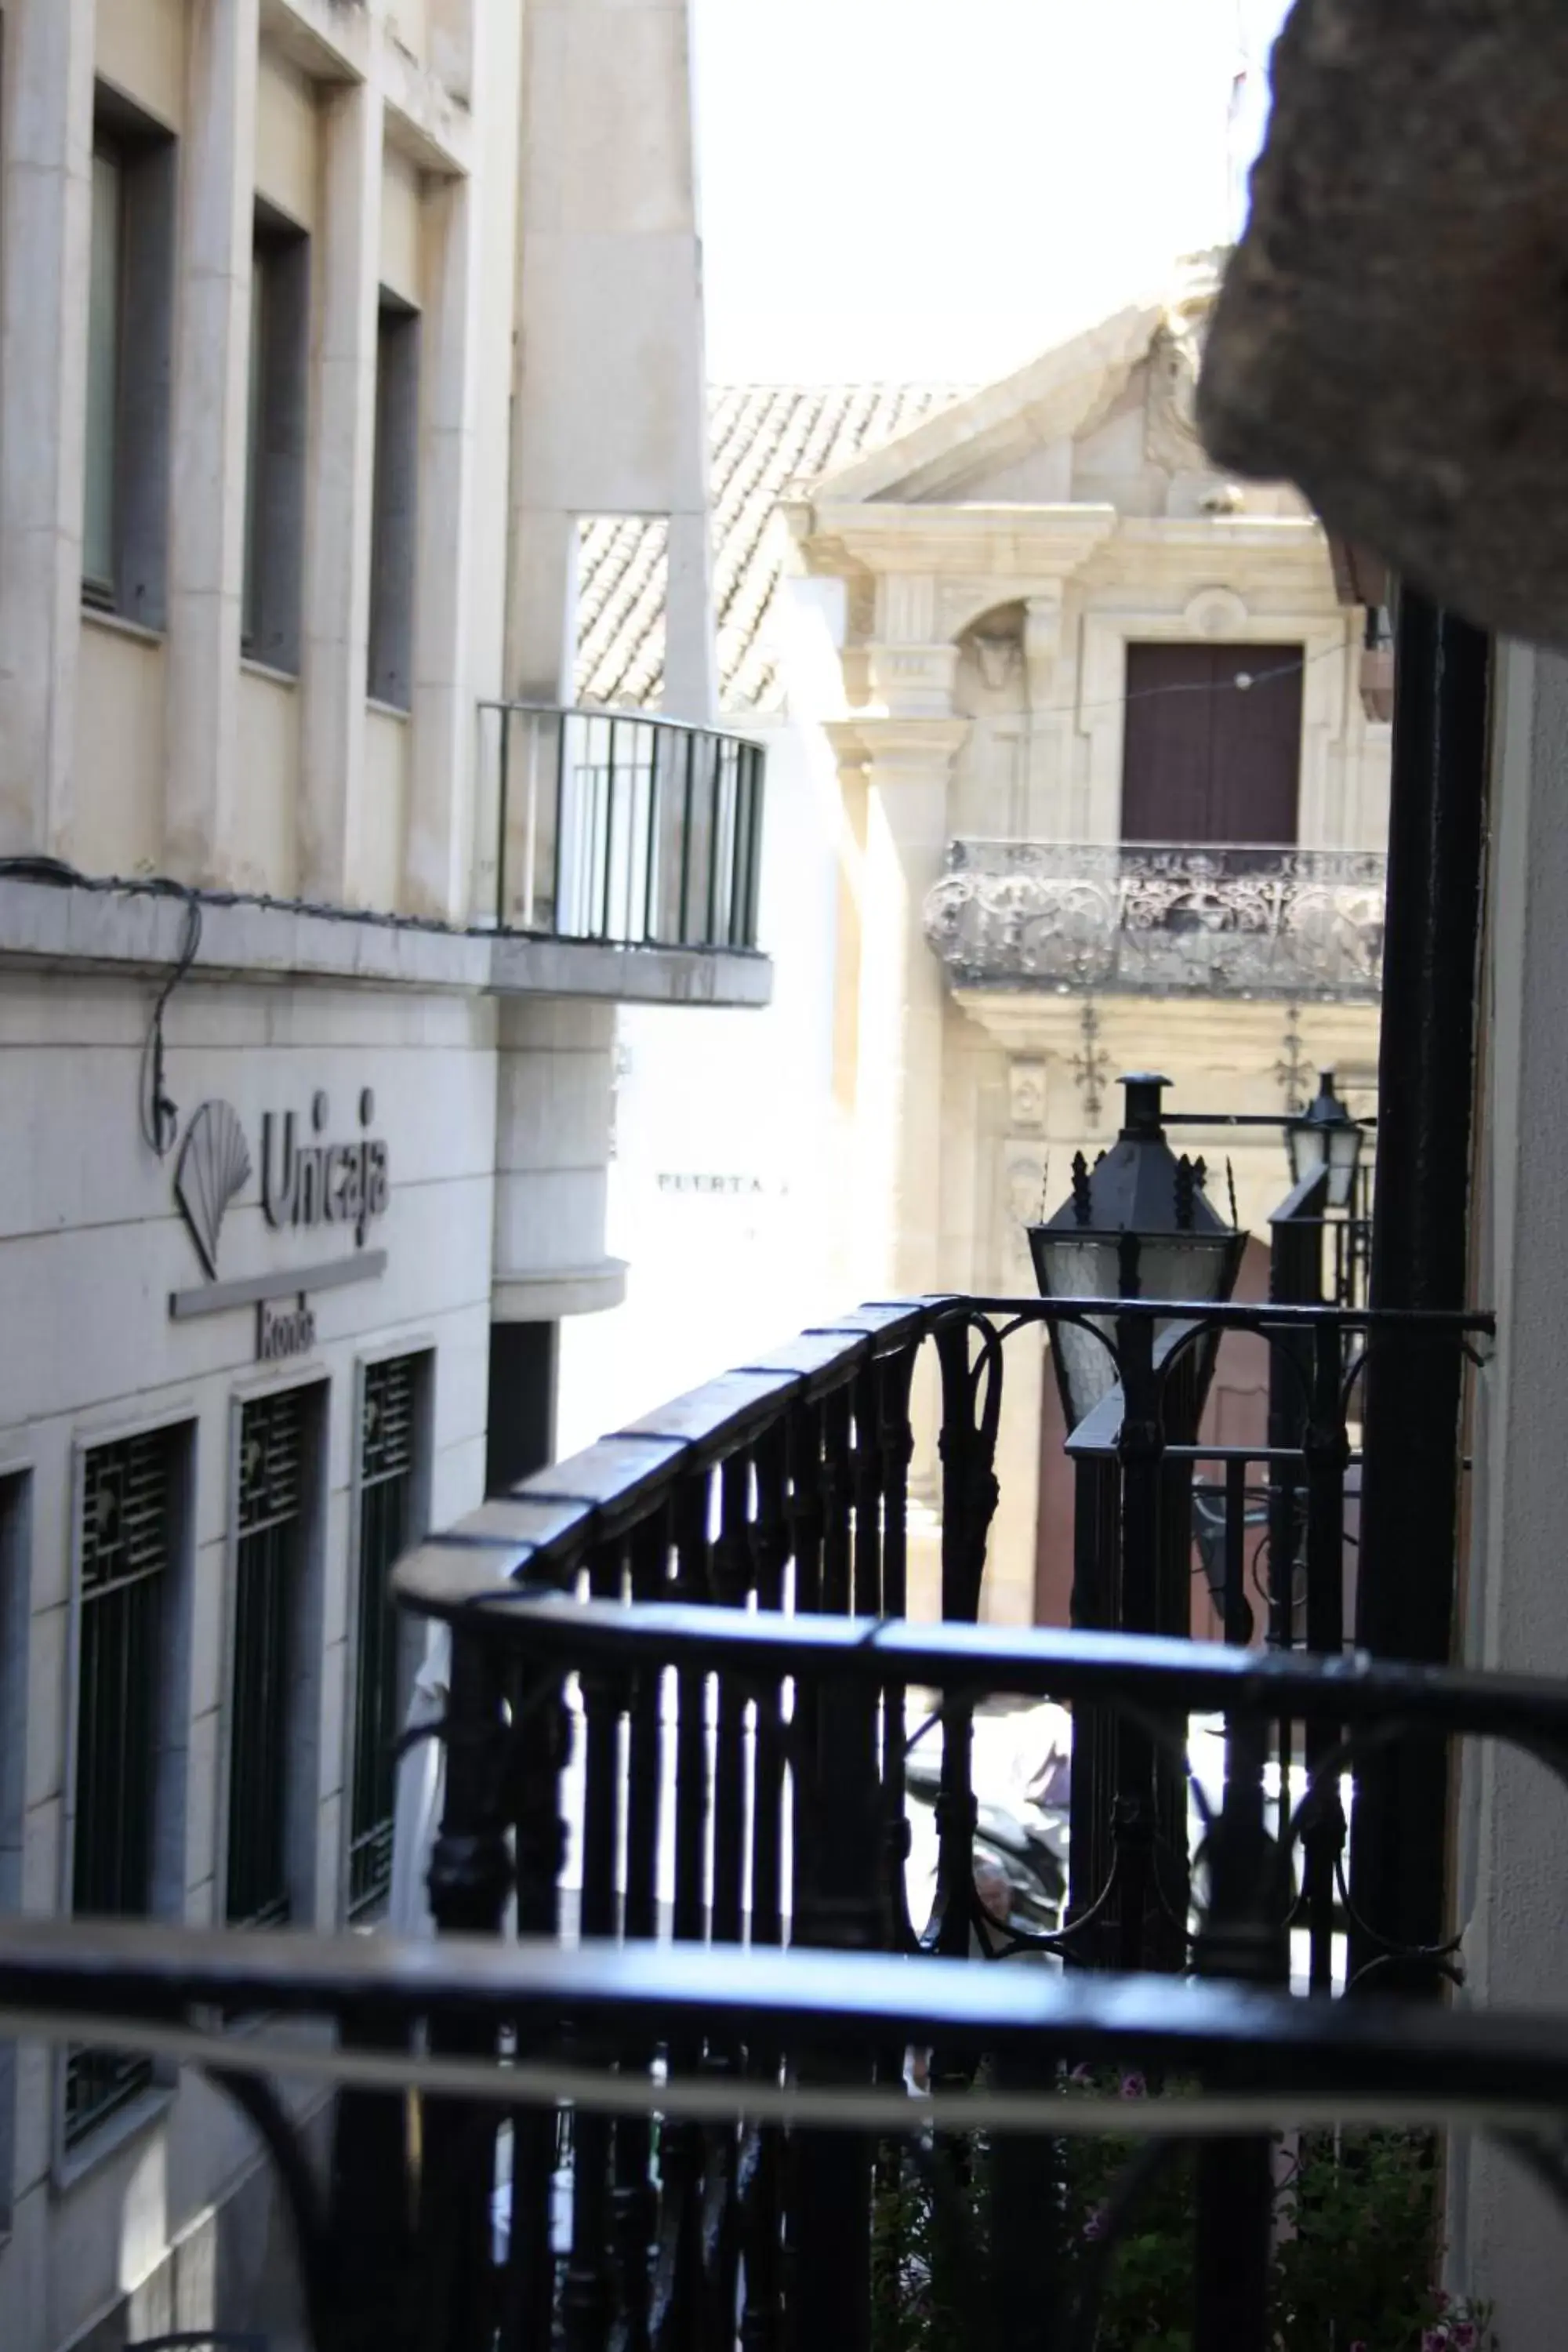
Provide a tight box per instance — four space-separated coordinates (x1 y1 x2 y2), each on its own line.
299 78 383 903
406 169 479 921
839 716 967 1303
664 508 717 724
164 0 260 884
0 0 94 858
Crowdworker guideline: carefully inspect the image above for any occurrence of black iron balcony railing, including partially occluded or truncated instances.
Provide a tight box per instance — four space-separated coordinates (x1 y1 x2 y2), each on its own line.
474 702 766 950
924 840 1388 997
1 1283 1530 2352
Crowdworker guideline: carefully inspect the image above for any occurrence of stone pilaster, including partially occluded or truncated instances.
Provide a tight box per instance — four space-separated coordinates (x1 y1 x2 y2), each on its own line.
1023 587 1071 831
299 78 383 902
0 0 94 858
164 0 260 884
830 717 968 1304
407 167 479 920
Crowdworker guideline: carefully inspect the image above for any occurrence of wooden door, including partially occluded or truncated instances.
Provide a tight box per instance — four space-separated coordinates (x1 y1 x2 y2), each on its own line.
1120 642 1303 844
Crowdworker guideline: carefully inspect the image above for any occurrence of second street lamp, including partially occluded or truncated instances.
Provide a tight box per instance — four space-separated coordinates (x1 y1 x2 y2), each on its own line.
1286 1069 1365 1209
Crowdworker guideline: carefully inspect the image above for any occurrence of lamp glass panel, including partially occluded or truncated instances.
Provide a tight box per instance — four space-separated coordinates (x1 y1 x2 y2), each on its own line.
1030 1235 1123 1425
1287 1121 1329 1186
1327 1122 1363 1209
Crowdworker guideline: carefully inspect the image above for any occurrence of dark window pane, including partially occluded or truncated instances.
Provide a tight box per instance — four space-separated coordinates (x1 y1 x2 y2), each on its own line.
349 1357 417 1918
227 1391 305 1930
67 1428 176 2144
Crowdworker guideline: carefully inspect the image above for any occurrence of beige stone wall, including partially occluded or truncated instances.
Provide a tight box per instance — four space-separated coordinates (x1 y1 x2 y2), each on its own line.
0 0 519 920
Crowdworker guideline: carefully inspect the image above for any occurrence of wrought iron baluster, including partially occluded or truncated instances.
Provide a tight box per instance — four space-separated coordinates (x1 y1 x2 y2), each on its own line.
652 1474 714 2352
1114 1308 1163 1975
1301 1319 1349 1994
1192 1706 1287 2352
740 1424 789 2352
499 1640 570 2352
563 1543 629 2352
420 1631 514 2352
876 1348 917 1947
1067 1446 1120 1966
786 1398 826 1947
613 1515 670 2352
710 1452 754 1947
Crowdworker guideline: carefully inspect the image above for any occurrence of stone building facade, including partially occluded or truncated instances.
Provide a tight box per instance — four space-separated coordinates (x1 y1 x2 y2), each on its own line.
0 2 759 2344
793 260 1390 1624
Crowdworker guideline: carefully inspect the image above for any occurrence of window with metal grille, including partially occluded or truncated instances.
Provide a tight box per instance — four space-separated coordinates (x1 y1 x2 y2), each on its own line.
348 1357 419 1918
227 1392 307 1929
67 1428 179 2146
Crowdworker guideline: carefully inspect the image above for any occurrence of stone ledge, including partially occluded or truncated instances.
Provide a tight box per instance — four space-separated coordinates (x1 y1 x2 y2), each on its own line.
489 931 772 1007
0 880 772 1009
493 1261 630 1321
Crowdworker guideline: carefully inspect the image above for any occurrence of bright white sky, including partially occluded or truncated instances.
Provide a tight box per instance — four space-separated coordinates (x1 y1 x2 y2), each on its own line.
693 0 1293 385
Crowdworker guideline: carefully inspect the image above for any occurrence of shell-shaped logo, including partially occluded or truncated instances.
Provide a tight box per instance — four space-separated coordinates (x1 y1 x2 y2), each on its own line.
175 1101 253 1279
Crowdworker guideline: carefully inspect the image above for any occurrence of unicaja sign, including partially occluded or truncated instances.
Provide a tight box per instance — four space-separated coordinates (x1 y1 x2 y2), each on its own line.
262 1088 390 1250
168 1087 392 1357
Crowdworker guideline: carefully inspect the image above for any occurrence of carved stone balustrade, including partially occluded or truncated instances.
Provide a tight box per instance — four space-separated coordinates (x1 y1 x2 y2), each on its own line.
923 841 1388 1000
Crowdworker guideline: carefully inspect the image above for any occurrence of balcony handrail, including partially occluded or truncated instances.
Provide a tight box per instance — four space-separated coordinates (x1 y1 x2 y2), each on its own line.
395 1294 1488 1609
477 696 766 750
6 1911 1568 2132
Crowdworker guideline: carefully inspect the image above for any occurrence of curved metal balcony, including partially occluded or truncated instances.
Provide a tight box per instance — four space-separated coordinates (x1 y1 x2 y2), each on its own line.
924 840 1388 999
473 702 766 950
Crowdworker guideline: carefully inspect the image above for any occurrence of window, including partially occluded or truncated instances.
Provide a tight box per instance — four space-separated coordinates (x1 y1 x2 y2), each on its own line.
1120 641 1304 847
242 207 310 673
0 1473 31 2230
227 1392 308 1929
82 88 176 627
366 294 420 710
348 1356 421 1918
67 1428 181 2146
83 145 124 601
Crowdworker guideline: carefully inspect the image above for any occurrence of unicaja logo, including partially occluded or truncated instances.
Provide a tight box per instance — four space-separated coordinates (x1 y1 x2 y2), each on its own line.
174 1102 252 1279
262 1088 390 1250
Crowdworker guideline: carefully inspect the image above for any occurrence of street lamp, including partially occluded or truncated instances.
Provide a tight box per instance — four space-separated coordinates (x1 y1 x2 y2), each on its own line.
1026 1073 1248 1429
1286 1069 1364 1209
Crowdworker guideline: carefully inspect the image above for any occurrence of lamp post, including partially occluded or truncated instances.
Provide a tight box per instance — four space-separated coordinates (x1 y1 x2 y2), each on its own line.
1026 1072 1249 1432
1285 1069 1364 1209
1027 1074 1248 1973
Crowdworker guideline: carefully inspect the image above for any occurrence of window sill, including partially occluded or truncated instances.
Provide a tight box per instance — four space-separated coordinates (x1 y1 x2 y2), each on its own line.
365 696 412 724
81 604 164 649
53 2079 174 2193
241 655 300 688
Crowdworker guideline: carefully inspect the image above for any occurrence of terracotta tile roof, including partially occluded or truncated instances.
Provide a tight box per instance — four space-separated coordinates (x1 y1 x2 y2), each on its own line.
575 383 963 715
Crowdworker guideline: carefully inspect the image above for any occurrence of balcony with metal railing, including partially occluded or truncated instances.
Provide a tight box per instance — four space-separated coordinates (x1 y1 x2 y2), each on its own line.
924 840 1388 999
474 703 767 953
0 1163 1534 2352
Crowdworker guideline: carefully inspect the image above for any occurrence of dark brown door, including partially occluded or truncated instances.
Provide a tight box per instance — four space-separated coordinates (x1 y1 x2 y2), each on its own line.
1120 641 1303 844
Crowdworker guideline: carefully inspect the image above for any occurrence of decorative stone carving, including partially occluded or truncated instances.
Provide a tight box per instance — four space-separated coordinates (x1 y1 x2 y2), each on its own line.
1198 0 1568 646
924 842 1388 1000
1005 1154 1048 1266
973 633 1022 695
1184 586 1249 639
1145 256 1222 475
1008 1058 1047 1132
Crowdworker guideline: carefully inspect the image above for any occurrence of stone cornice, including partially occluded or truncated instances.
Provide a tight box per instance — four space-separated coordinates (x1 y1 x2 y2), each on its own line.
805 502 1119 582
824 717 971 767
